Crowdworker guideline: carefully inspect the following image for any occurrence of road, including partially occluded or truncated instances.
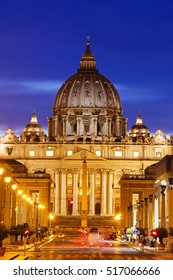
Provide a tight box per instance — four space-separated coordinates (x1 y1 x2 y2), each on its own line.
25 231 156 260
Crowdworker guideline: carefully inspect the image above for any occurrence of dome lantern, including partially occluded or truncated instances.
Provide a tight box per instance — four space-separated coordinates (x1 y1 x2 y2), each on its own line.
79 40 96 71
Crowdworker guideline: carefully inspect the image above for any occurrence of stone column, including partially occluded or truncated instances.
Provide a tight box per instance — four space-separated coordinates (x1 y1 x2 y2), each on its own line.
55 170 60 214
62 117 66 135
72 170 78 215
101 170 107 215
54 116 58 135
140 200 144 228
89 170 95 215
108 170 113 215
61 170 67 215
144 197 148 228
47 117 53 137
93 118 97 137
81 160 88 227
108 118 112 136
128 203 133 227
77 117 81 136
116 116 121 137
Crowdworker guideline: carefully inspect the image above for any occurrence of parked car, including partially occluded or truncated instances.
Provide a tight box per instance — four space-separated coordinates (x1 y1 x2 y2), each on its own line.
107 232 116 240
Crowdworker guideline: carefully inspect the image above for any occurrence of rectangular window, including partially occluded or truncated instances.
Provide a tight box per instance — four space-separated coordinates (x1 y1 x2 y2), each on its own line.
134 151 139 158
155 148 162 158
114 151 122 157
96 151 101 156
46 150 54 157
29 150 35 157
67 150 73 156
156 151 162 157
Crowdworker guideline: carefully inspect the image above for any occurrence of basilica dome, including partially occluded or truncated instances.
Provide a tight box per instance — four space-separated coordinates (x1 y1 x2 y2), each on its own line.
129 114 150 138
53 41 122 112
20 113 45 142
48 40 127 142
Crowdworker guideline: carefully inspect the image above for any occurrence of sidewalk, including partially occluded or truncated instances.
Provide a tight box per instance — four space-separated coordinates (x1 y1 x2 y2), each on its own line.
0 235 54 260
131 242 173 259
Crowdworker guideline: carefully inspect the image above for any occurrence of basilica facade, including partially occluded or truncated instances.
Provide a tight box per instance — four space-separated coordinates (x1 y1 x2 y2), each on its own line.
0 40 173 230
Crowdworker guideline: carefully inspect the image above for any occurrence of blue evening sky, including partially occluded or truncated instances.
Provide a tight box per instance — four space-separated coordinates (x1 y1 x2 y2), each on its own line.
0 0 173 136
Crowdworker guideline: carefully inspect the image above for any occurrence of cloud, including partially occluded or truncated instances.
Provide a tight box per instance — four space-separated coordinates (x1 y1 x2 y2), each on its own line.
0 79 63 95
114 82 173 103
20 80 63 92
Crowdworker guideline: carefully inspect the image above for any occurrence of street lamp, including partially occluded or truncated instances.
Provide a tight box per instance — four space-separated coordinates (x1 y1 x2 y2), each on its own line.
2 176 12 226
11 184 18 226
4 177 11 184
160 180 166 228
144 197 148 229
17 190 23 225
0 168 4 223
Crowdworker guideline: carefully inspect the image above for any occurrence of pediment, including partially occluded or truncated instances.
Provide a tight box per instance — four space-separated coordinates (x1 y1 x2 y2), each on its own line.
0 128 19 144
62 149 106 161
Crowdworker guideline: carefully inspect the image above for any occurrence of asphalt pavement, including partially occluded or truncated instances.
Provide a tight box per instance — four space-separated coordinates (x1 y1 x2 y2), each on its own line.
1 236 173 260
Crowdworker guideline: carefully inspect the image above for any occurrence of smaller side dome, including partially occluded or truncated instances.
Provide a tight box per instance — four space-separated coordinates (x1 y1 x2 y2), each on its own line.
129 114 150 140
20 113 45 143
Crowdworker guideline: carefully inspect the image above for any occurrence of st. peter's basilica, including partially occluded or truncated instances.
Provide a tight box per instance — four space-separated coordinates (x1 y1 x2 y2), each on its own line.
0 40 173 232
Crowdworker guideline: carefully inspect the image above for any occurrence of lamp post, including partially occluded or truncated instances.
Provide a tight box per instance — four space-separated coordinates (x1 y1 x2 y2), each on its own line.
17 190 23 225
3 176 12 227
148 194 153 231
0 167 4 224
168 177 173 228
140 200 144 228
160 181 166 228
168 177 173 248
11 184 17 226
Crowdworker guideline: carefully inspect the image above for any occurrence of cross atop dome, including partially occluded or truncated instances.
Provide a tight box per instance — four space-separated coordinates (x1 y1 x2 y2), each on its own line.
86 35 90 42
